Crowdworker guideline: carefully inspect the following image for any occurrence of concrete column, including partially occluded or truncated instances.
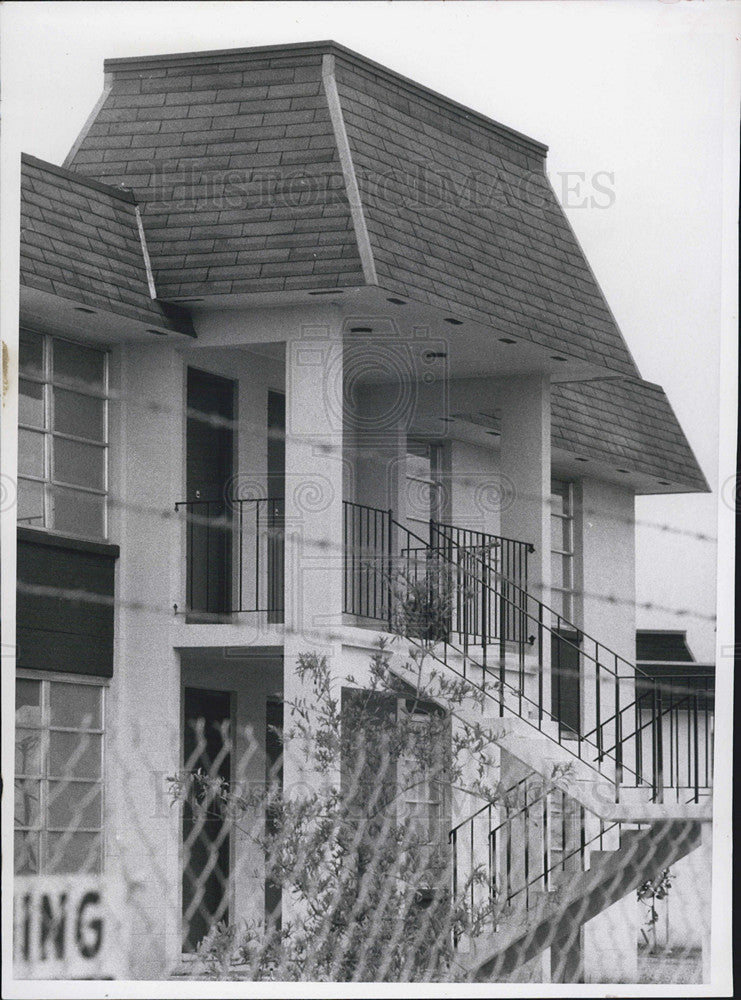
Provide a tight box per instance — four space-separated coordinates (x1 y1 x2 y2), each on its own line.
580 478 635 661
279 314 348 937
498 375 551 711
580 479 636 770
498 375 551 598
282 315 345 789
112 343 185 976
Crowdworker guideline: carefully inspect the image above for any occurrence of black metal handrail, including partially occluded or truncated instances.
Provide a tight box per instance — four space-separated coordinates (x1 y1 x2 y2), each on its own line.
584 678 714 801
365 506 708 802
449 774 584 919
175 497 284 620
342 503 532 644
449 774 536 919
449 772 649 929
343 501 393 626
431 519 532 648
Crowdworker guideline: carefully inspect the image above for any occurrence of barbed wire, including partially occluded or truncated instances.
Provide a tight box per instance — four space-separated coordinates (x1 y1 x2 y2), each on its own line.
15 539 718 629
11 482 719 625
12 381 720 545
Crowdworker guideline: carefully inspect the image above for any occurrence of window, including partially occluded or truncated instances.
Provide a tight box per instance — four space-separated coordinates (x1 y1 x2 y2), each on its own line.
396 697 449 893
550 479 575 620
18 330 108 540
15 677 104 874
398 699 444 846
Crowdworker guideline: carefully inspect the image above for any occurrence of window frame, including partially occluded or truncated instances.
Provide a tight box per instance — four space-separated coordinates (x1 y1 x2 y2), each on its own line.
550 478 575 620
396 698 445 846
14 671 107 875
17 329 110 541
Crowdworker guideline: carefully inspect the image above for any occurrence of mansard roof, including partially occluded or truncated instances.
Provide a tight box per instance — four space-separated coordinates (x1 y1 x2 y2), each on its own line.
19 42 707 495
64 41 638 376
20 155 194 335
551 378 710 493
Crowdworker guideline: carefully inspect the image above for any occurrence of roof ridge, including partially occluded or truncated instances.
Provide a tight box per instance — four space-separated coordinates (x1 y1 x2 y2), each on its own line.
102 40 548 160
21 153 137 205
321 54 376 286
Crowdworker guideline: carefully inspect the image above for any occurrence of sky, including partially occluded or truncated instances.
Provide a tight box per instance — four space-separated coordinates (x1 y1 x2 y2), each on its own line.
1 0 738 661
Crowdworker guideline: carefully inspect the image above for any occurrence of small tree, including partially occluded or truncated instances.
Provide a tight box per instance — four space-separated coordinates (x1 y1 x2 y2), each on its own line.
637 868 673 954
168 557 564 980
169 622 523 980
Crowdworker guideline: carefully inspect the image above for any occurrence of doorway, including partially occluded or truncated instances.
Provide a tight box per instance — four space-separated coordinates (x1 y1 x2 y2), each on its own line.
551 630 582 738
186 368 235 617
181 686 232 952
404 440 442 540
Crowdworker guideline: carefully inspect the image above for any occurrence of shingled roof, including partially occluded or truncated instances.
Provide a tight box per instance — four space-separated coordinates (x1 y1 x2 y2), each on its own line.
331 50 637 376
65 46 364 300
20 154 193 335
551 378 709 492
64 41 638 376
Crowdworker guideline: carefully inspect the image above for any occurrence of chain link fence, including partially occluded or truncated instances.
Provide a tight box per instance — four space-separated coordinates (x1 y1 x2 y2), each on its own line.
12 635 713 987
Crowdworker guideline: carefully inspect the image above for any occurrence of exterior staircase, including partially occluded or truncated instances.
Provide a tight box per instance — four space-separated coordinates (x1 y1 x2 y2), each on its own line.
463 818 702 981
343 502 713 981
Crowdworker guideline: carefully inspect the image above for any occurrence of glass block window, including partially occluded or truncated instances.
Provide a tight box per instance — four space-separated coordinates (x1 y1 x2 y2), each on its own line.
15 677 104 875
18 330 108 540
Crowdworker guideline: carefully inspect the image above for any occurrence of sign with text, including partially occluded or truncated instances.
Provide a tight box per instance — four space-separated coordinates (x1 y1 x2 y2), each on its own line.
13 875 128 980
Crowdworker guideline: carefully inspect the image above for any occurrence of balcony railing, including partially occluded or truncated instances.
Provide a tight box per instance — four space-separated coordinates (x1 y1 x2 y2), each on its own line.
175 497 284 621
343 501 394 627
342 502 533 647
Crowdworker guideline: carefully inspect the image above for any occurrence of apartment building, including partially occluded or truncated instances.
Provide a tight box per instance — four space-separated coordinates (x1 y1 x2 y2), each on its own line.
15 41 713 982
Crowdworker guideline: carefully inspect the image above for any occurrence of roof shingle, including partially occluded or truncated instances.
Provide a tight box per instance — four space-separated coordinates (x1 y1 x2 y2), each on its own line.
552 379 709 492
65 48 364 299
64 40 638 378
20 155 193 335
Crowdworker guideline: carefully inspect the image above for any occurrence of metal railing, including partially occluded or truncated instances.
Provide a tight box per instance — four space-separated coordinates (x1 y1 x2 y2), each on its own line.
584 674 714 802
174 497 713 803
342 502 531 644
431 520 532 648
175 497 284 621
449 774 644 934
342 502 712 803
343 501 393 626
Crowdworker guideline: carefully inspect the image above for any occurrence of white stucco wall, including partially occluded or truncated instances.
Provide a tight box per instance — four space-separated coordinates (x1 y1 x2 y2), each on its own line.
579 477 636 661
449 438 501 537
